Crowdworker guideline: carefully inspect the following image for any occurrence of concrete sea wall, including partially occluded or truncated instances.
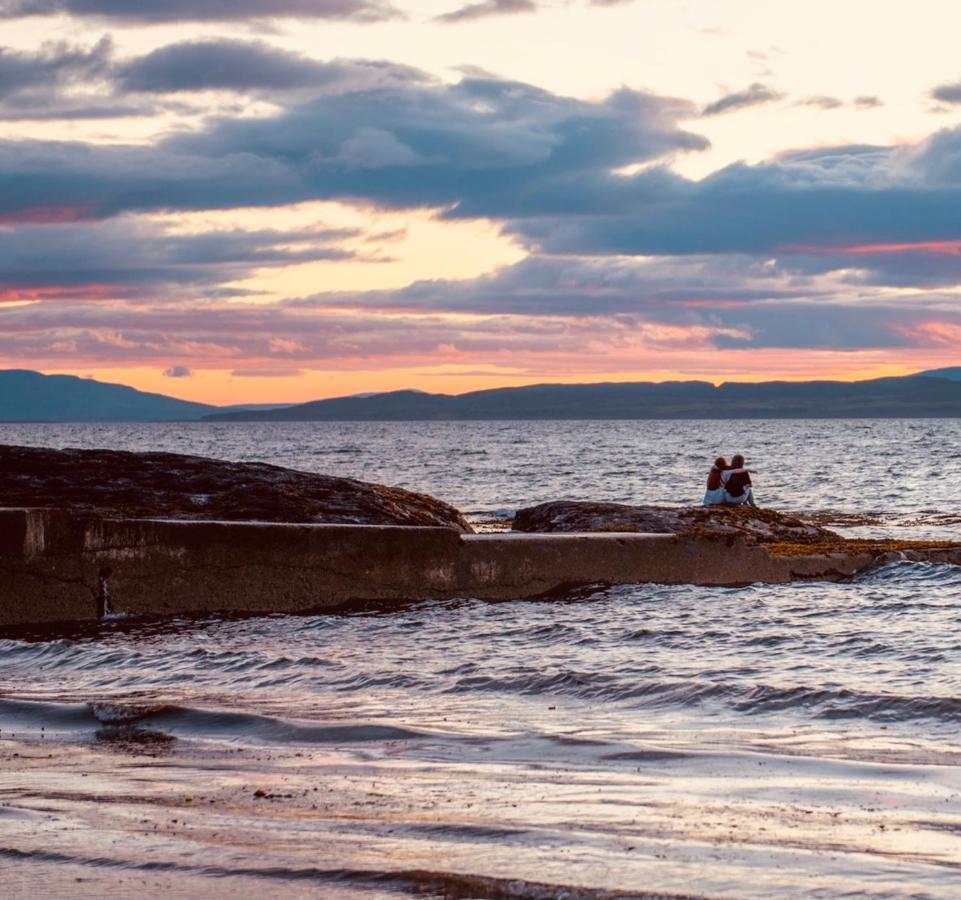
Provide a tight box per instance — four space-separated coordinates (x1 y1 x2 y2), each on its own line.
0 507 882 627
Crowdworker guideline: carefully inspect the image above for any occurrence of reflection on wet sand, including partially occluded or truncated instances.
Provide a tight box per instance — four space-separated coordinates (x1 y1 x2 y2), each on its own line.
93 726 176 756
3 708 961 898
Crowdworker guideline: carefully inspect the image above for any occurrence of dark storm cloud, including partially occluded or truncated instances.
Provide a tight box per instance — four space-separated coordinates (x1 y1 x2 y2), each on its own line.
116 41 424 94
701 83 782 116
0 0 399 23
435 0 536 24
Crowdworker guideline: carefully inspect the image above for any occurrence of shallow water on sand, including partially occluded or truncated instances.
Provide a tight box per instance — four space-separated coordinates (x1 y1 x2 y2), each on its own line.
1 421 961 896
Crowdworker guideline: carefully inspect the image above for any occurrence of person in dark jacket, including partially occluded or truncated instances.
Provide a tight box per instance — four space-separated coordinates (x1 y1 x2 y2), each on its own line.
721 453 757 506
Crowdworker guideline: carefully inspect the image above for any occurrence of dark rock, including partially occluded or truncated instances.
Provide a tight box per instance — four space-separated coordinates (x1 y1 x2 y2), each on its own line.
512 500 839 545
0 444 472 532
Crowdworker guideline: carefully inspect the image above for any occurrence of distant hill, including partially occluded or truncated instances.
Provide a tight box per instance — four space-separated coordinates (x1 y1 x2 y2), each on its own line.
922 367 961 382
204 374 961 421
5 369 961 422
0 370 217 422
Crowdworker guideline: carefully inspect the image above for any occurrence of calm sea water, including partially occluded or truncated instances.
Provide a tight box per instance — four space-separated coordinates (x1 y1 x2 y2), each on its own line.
1 421 960 897
2 418 960 535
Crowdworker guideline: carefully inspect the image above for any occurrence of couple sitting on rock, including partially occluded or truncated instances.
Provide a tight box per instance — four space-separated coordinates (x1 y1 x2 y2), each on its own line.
703 454 757 507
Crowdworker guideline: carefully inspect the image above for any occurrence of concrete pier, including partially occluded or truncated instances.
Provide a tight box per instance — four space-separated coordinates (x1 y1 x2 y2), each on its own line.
0 507 883 627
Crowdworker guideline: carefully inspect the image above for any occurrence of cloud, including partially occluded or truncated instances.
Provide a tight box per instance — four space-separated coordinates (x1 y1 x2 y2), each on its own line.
3 52 961 325
796 95 884 111
298 254 822 317
435 0 536 24
0 37 426 121
0 36 130 120
5 64 961 268
701 82 782 116
0 74 707 220
932 80 961 105
6 69 961 266
231 367 303 377
797 95 843 110
3 252 960 376
116 40 423 95
163 365 192 377
289 250 961 351
0 0 399 24
500 139 961 256
0 36 111 98
0 216 361 299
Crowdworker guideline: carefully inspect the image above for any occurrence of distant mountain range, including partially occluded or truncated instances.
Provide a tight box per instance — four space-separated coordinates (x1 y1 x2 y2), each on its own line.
922 367 961 381
0 370 292 422
205 373 961 421
0 370 217 422
2 368 961 422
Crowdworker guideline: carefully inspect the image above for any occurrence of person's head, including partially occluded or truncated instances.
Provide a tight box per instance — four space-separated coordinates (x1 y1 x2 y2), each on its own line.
713 456 728 470
731 453 745 468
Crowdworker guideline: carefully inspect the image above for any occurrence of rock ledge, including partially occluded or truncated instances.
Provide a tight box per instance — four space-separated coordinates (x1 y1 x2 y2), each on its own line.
512 500 961 561
0 444 472 532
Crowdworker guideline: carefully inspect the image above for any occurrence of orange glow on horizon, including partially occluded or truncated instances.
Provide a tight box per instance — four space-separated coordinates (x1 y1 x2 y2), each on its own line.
34 352 950 407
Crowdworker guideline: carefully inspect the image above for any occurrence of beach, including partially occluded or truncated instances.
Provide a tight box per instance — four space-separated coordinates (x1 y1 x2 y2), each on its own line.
2 420 961 896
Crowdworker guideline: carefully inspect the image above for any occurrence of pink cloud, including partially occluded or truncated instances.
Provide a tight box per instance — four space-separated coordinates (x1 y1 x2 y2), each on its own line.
0 205 95 225
784 240 961 256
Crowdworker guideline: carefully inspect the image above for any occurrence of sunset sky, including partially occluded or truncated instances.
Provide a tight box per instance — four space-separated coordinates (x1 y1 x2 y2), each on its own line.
3 0 961 403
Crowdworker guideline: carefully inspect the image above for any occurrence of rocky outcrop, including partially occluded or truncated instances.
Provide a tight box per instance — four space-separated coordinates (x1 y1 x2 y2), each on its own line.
513 501 839 545
0 445 472 532
512 500 961 564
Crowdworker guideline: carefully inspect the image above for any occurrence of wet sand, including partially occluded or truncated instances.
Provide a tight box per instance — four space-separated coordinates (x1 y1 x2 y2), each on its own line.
3 701 961 898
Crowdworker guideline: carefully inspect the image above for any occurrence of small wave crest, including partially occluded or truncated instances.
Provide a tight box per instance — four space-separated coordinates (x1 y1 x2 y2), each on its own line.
441 670 961 724
0 697 427 745
0 847 695 899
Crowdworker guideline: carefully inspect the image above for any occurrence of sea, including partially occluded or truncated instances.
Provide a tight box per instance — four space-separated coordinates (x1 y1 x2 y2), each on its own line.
1 420 960 898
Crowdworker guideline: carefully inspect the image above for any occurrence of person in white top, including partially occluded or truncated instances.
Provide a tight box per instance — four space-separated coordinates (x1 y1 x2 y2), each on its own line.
703 456 729 506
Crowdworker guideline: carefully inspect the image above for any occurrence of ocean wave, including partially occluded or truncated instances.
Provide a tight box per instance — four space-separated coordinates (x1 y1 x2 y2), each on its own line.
435 671 961 724
0 847 699 899
0 697 427 745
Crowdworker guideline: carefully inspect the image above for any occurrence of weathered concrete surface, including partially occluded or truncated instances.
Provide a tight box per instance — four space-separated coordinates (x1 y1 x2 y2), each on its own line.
0 444 472 532
458 532 877 600
0 507 893 627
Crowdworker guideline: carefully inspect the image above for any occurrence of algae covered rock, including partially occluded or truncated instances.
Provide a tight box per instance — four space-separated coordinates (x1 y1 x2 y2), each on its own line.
0 444 472 532
513 500 839 546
